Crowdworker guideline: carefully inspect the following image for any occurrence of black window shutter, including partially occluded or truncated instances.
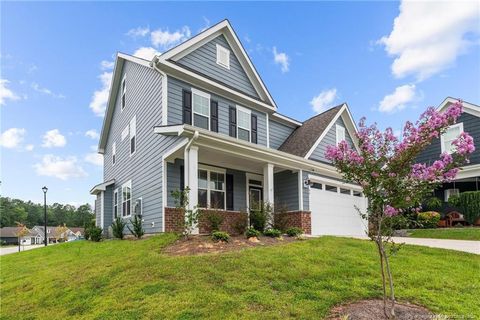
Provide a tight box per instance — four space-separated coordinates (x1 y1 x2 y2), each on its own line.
226 174 234 211
182 90 192 125
210 100 218 132
229 106 237 138
179 165 185 206
251 114 258 144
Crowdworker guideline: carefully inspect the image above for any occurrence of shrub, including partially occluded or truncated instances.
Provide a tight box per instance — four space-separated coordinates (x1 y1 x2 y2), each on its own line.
245 227 260 239
249 202 273 232
424 197 442 211
417 211 441 229
285 227 303 237
263 228 282 238
127 215 145 239
203 209 224 232
233 214 248 235
89 227 103 242
448 194 461 207
456 191 480 225
273 203 289 231
211 231 230 242
384 214 418 230
111 217 127 239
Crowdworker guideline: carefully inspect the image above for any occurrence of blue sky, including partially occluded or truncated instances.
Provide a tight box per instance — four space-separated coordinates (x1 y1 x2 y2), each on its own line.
1 1 479 206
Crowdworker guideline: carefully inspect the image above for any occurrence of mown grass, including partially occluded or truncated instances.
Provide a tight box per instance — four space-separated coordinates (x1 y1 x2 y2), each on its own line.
1 234 479 319
408 227 480 241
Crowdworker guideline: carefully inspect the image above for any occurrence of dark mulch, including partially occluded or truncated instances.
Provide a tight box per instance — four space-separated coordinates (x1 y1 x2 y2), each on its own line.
327 299 434 320
163 235 298 256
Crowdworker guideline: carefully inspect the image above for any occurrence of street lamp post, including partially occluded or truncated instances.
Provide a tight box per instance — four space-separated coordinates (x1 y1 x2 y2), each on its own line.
42 186 48 246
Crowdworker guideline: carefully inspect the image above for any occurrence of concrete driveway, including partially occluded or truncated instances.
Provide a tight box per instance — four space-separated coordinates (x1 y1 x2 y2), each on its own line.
0 244 47 256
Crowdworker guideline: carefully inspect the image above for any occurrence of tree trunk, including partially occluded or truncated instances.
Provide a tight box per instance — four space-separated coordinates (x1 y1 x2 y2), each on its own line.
382 245 396 318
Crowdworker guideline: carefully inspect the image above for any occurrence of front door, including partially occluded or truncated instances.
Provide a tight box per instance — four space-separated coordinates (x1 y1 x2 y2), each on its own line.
249 187 262 210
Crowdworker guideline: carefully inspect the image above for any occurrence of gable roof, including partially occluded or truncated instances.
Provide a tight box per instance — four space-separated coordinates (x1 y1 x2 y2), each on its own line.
156 19 277 109
438 97 480 117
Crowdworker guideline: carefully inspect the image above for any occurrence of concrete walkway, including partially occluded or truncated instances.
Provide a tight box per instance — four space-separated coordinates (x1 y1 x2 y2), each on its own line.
0 244 49 256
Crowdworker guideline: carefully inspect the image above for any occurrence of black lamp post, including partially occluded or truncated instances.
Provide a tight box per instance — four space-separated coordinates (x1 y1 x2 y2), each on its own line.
42 186 48 246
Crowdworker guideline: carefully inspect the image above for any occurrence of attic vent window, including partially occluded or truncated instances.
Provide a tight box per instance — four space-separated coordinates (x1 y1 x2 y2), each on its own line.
216 44 230 69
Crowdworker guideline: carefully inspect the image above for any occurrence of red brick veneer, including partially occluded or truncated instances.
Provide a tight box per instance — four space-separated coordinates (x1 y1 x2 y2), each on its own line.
164 207 185 233
275 211 311 235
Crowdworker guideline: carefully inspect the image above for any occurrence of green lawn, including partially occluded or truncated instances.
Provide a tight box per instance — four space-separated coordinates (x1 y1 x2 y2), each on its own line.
408 227 480 241
1 235 479 319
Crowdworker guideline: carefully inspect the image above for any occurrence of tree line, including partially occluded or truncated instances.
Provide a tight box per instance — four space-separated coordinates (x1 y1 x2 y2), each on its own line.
0 197 95 228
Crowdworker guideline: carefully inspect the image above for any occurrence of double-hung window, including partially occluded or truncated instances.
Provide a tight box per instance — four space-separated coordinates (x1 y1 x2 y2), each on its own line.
198 167 226 210
441 123 463 154
236 106 251 142
336 124 346 145
192 89 210 130
112 142 116 165
113 189 118 218
121 74 126 111
122 181 132 217
130 116 136 155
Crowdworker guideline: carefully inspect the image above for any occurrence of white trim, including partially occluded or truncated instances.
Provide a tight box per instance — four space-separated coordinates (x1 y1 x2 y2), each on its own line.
444 188 460 202
90 179 115 195
162 159 167 232
440 122 463 154
336 124 346 145
134 197 143 216
438 97 480 118
118 52 152 67
100 191 104 228
263 163 274 205
198 166 227 210
113 189 119 219
112 142 116 166
129 115 137 156
266 113 270 148
216 44 230 69
308 174 363 192
246 173 263 211
154 125 185 136
236 105 251 142
192 88 211 130
121 180 132 218
121 74 127 112
298 170 304 211
199 164 227 173
271 112 302 127
162 74 168 125
456 164 480 179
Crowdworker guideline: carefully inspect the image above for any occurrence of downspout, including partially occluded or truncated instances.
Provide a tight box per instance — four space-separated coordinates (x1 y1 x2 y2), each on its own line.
150 55 165 77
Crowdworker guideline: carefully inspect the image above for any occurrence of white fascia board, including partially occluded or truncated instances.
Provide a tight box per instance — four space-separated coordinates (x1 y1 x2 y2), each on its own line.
270 112 302 127
90 179 115 195
307 174 362 191
456 164 480 180
117 52 152 68
153 125 185 136
438 97 480 118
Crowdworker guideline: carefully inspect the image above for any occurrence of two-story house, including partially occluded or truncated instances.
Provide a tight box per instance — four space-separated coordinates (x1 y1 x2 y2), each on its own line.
417 97 480 213
90 20 367 237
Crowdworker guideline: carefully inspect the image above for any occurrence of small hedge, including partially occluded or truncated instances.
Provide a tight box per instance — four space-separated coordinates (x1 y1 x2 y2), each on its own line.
263 228 282 238
417 211 440 229
245 227 261 239
212 231 230 242
88 226 103 242
285 227 303 237
457 191 480 225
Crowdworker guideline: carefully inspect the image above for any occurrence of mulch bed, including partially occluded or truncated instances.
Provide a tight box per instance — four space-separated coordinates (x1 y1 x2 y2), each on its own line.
327 299 434 320
163 235 298 256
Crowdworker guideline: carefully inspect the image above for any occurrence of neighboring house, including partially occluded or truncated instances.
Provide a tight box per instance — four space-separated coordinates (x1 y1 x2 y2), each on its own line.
69 227 85 239
0 227 40 245
91 20 368 237
31 226 83 243
417 97 480 213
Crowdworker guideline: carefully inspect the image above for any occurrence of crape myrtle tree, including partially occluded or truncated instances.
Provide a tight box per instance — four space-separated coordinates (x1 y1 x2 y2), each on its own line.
325 101 474 319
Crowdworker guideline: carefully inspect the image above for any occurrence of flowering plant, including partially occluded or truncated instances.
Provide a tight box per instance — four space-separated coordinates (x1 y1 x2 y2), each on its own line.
325 101 474 318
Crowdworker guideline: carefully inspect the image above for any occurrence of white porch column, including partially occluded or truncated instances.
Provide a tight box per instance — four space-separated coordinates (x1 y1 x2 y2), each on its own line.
184 145 199 234
298 170 304 211
263 163 274 205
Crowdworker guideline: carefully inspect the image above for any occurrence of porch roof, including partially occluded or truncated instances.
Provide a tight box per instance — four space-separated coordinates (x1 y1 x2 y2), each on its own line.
89 179 115 195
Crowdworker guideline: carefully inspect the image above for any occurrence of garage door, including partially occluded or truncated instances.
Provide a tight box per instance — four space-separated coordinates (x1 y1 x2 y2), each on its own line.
310 182 368 236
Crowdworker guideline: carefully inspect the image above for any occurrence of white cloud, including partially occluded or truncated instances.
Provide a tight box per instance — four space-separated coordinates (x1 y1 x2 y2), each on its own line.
42 129 67 148
379 0 480 81
89 72 112 117
0 128 26 148
25 144 34 151
34 155 87 180
85 129 100 140
126 26 150 38
310 88 338 114
0 79 20 106
31 83 65 99
272 47 290 73
100 60 114 70
199 17 211 32
84 152 103 166
379 84 417 113
133 47 161 60
151 26 191 49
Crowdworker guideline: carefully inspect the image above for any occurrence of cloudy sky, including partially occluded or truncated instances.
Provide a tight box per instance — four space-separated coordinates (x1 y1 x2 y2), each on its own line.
1 1 479 206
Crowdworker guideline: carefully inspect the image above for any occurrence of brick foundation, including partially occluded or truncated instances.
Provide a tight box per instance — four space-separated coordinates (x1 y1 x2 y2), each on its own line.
164 207 185 233
275 211 311 235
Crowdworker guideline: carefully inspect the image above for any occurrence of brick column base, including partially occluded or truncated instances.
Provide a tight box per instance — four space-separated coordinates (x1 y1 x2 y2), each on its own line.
164 207 185 233
275 211 311 235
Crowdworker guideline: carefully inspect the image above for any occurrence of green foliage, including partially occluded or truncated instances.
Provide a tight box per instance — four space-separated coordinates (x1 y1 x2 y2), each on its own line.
203 209 224 232
384 214 419 230
425 197 442 211
83 219 95 240
245 227 260 239
111 217 127 239
448 194 461 207
171 187 199 238
211 231 230 242
233 213 248 235
285 227 303 237
417 211 441 229
88 226 103 242
263 228 282 238
127 215 145 239
249 202 273 232
456 191 480 225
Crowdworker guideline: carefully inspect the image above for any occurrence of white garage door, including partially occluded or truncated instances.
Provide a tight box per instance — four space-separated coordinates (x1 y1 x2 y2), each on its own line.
310 181 368 236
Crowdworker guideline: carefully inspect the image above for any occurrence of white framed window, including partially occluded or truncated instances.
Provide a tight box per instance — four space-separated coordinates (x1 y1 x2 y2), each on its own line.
130 116 136 155
122 181 132 217
336 124 346 145
121 74 127 111
112 142 116 165
121 125 129 141
192 88 210 130
198 166 226 210
113 189 119 219
216 44 230 69
236 105 251 142
444 189 459 202
441 123 463 154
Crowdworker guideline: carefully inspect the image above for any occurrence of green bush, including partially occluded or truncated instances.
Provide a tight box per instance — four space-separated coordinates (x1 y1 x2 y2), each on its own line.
285 227 303 237
425 197 442 211
457 191 480 225
233 214 248 235
249 202 272 232
448 194 461 207
203 209 224 232
245 227 261 239
417 211 441 229
127 215 145 239
111 217 127 239
89 227 103 242
211 231 230 242
384 214 418 230
263 228 282 238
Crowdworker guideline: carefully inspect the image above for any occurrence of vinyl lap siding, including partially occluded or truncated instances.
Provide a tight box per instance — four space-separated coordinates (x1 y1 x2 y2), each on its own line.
95 194 102 226
177 35 259 98
309 117 354 163
274 170 299 211
269 119 296 149
168 76 268 147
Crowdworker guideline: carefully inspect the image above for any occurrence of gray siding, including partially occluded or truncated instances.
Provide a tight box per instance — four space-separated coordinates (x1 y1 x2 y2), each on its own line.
103 186 113 230
274 170 299 211
177 35 259 98
168 76 268 147
95 194 101 227
102 60 184 234
302 171 310 211
309 117 355 163
269 120 296 149
417 112 480 166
